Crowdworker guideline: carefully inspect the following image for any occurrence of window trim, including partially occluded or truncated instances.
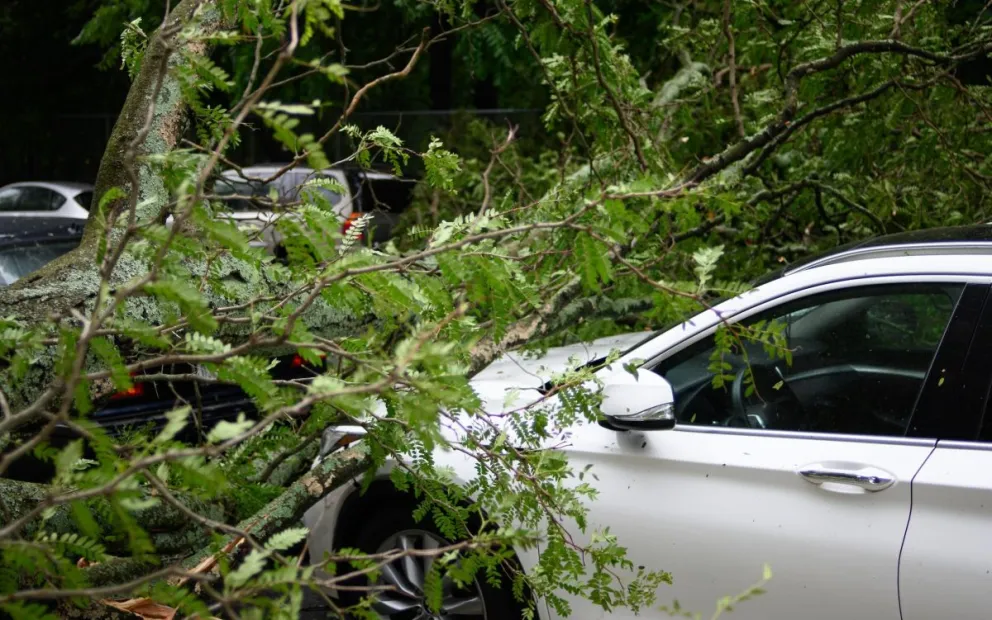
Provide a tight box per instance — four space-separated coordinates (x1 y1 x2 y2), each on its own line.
641 275 990 440
674 424 937 447
926 439 992 451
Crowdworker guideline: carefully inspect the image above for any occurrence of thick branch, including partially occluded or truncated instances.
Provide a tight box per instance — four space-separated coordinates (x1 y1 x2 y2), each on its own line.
0 477 224 556
181 445 372 571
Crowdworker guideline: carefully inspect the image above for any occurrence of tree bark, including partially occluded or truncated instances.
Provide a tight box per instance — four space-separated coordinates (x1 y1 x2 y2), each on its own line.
0 477 224 555
0 0 227 411
181 445 372 571
0 0 217 318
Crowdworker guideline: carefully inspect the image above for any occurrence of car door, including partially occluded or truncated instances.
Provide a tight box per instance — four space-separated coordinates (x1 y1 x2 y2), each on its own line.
554 279 983 620
898 285 992 620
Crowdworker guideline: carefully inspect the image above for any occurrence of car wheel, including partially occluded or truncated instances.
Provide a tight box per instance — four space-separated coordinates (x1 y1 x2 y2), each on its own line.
344 509 527 619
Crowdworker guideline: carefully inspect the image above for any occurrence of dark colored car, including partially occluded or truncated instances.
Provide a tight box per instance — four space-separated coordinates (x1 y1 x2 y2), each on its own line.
0 218 323 482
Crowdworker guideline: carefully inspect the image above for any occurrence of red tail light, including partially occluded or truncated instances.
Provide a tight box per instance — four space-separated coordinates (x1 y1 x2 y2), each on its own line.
292 352 327 368
110 382 145 401
342 212 364 242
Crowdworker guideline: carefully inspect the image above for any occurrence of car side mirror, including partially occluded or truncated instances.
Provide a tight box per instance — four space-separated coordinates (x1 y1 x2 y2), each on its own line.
599 372 676 432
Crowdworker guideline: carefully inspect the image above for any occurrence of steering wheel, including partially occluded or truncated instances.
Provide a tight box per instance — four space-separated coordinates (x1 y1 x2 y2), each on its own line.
726 365 804 428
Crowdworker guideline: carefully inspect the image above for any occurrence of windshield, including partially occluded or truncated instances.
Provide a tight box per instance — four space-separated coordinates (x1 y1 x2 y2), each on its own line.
0 242 78 285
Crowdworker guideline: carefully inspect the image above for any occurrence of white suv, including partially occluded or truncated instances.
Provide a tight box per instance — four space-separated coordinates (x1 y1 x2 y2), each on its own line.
305 225 992 620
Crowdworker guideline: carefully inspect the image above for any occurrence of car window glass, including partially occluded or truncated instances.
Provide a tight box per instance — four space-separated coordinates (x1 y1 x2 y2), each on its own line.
18 188 63 211
0 241 79 285
280 171 307 202
51 191 66 210
653 283 963 437
74 191 92 210
214 176 276 212
0 188 24 212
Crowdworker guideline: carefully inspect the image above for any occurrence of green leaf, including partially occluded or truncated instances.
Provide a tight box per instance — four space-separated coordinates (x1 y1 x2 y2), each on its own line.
576 234 610 292
144 280 218 333
265 527 309 552
423 137 461 191
119 496 161 511
0 602 58 620
73 379 93 415
90 336 131 391
207 413 254 443
309 375 345 396
693 245 724 293
155 406 191 444
225 548 268 589
256 100 316 116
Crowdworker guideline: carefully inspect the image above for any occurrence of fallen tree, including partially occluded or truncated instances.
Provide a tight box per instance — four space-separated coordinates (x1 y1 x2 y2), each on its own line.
1 0 991 617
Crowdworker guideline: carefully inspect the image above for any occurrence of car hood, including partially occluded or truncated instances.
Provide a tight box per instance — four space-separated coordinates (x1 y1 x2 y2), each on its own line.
350 331 655 456
467 331 652 412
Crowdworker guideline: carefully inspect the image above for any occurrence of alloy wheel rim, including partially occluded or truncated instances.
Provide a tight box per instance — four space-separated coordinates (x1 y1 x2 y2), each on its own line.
371 529 486 620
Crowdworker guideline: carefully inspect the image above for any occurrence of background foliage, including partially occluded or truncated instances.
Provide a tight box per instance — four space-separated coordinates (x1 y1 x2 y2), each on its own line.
0 0 991 618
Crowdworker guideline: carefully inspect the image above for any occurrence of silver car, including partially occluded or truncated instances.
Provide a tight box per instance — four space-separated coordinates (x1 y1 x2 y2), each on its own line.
207 165 414 252
0 182 92 219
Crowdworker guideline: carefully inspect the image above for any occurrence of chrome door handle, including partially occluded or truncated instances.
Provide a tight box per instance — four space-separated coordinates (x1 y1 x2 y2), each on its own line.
798 465 895 492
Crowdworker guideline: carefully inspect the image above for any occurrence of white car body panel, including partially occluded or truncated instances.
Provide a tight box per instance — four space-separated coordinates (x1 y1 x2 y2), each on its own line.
898 442 992 620
550 409 934 618
303 332 650 579
471 331 651 389
305 252 992 619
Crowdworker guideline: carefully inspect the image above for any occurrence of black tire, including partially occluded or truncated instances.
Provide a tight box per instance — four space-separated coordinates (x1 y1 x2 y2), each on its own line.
340 508 528 620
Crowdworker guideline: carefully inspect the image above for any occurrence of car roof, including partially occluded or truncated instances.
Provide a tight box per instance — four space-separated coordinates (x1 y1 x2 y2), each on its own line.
223 165 309 177
2 181 93 195
0 217 85 245
755 224 992 285
221 165 403 181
